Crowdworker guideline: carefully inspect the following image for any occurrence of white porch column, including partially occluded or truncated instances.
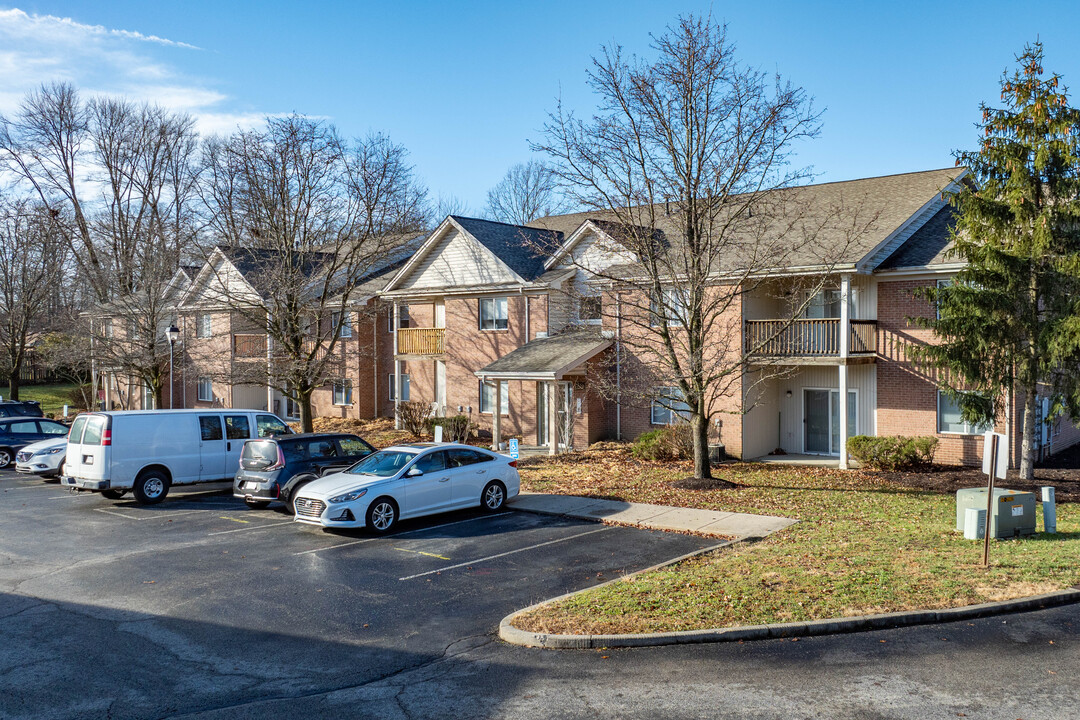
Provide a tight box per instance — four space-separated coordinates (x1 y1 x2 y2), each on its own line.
838 273 852 470
491 380 502 451
548 380 558 456
393 303 401 429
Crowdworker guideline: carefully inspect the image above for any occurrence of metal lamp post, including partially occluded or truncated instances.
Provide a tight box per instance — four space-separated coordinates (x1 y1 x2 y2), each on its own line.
165 325 180 409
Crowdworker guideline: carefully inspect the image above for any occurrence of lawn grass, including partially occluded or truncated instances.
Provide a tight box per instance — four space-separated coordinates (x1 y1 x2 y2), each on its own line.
514 452 1080 635
14 383 80 417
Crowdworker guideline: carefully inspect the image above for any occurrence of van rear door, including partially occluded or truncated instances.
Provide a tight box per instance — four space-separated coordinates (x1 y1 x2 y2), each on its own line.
223 414 252 476
198 414 226 480
67 413 109 481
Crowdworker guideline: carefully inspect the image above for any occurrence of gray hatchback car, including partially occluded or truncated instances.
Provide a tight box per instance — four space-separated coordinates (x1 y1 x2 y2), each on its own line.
233 432 376 511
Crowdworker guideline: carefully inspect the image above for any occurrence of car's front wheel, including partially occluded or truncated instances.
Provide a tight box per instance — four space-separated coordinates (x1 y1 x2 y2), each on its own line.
366 497 398 534
0 448 12 468
481 480 507 512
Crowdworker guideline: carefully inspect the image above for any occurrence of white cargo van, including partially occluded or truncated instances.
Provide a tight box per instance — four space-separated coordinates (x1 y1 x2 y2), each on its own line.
61 409 292 504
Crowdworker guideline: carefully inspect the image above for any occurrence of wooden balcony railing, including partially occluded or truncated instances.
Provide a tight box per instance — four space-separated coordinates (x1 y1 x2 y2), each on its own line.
232 333 267 358
745 318 877 357
397 327 445 355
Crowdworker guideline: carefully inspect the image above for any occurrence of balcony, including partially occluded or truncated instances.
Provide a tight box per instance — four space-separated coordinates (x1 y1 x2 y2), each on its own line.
744 318 877 362
397 327 445 356
232 333 267 358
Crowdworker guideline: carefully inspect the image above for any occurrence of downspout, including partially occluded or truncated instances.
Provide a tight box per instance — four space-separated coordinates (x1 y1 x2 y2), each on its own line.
181 314 187 409
266 306 274 414
616 291 622 441
525 295 530 342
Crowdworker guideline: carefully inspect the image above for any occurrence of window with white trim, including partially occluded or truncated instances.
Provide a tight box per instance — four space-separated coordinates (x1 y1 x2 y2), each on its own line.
389 373 410 401
197 376 213 402
197 313 212 338
332 379 353 406
651 386 690 425
103 319 114 338
332 311 352 338
650 288 688 327
389 305 411 332
479 297 509 330
578 295 602 325
480 380 509 415
937 391 991 435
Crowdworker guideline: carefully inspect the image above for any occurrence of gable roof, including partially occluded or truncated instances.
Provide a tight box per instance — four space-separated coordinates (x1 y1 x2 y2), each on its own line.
474 329 611 379
875 205 958 271
530 167 966 274
449 216 561 281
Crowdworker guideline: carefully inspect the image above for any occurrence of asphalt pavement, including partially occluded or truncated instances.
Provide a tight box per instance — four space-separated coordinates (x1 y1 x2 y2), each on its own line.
1 468 1077 719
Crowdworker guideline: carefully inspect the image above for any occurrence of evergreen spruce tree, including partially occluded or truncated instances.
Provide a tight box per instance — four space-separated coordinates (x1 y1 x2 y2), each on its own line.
916 41 1080 479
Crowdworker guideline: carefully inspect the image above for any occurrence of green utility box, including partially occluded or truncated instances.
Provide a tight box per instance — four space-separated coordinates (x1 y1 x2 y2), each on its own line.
955 488 1037 538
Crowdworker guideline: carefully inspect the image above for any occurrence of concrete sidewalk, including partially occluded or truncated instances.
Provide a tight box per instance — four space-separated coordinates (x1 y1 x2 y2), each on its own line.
508 492 797 539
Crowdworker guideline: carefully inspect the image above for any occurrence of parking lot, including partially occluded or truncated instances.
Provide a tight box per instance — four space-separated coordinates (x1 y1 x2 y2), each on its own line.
0 467 713 719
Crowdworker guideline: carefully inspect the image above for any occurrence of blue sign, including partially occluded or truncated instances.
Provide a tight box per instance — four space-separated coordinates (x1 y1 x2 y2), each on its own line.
508 438 519 459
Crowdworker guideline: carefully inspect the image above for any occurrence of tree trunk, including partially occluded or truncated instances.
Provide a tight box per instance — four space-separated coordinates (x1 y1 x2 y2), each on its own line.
7 366 19 401
298 388 315 433
1019 385 1038 481
691 411 712 480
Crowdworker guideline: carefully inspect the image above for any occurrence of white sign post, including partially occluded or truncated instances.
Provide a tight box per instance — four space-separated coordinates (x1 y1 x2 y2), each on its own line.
433 425 443 443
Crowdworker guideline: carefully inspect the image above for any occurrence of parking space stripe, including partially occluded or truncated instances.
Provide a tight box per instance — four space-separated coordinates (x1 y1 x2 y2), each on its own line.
208 520 295 536
398 526 614 581
93 508 206 521
291 512 513 556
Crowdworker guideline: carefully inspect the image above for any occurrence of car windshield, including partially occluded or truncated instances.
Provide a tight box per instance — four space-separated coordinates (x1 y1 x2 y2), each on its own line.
348 450 416 477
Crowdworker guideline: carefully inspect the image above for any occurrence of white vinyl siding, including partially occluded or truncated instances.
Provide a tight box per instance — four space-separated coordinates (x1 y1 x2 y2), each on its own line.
399 227 520 289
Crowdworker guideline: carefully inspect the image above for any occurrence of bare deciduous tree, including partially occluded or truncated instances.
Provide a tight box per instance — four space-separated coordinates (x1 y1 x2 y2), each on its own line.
484 160 572 225
535 15 866 480
201 115 427 431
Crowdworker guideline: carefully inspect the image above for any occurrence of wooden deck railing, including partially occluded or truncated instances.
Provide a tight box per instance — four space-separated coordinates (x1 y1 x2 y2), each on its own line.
232 333 267 358
745 319 877 357
397 327 445 355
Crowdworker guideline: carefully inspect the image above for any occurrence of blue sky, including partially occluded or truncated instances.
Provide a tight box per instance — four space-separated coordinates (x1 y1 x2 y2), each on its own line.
2 1 1078 212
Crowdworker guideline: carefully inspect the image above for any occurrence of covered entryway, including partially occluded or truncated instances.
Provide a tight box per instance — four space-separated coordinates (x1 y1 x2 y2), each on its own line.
475 331 611 455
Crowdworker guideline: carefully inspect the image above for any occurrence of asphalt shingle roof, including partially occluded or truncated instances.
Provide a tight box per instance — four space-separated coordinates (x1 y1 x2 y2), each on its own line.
476 330 611 377
451 216 562 282
875 205 957 270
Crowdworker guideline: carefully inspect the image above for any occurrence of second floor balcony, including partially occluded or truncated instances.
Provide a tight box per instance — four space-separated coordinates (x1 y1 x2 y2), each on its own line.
397 327 445 356
233 333 267 359
745 318 877 362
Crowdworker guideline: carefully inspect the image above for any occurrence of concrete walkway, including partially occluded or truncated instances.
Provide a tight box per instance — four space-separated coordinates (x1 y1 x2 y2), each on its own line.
508 491 797 539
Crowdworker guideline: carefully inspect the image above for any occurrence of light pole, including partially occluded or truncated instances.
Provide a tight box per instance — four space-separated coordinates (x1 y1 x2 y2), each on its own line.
165 324 180 409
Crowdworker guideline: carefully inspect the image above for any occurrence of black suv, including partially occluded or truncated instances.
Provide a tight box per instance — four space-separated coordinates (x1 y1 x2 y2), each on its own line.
233 432 376 510
0 401 44 419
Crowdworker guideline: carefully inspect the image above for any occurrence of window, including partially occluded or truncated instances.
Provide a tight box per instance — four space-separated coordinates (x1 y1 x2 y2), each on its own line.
389 373 410 401
578 295 602 324
803 289 843 319
82 417 105 445
338 437 375 457
199 415 223 442
197 313 212 338
39 421 69 436
308 439 337 458
389 305 411 332
103 319 114 338
480 380 509 415
197 377 213 402
130 321 140 341
935 279 952 320
448 448 492 467
333 379 353 406
651 386 690 425
937 391 992 435
256 414 290 437
479 297 509 330
8 421 37 434
332 311 352 338
414 450 448 474
142 384 154 409
650 288 688 327
224 415 250 440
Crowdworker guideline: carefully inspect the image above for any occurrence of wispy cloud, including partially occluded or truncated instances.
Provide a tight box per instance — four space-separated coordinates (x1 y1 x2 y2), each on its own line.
0 7 280 135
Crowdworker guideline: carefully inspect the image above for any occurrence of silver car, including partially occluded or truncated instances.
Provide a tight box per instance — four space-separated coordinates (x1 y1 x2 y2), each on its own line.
15 437 68 479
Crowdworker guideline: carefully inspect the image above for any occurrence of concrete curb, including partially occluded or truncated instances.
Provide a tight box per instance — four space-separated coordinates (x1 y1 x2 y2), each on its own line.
501 579 1080 650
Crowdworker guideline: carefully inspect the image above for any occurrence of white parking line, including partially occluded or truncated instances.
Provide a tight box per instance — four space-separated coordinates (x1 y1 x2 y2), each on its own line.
291 512 513 556
208 520 295 536
93 508 206 521
398 525 615 581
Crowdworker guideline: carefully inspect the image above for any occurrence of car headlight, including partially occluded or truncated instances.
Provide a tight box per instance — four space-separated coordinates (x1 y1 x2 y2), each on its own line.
45 447 65 455
329 488 368 504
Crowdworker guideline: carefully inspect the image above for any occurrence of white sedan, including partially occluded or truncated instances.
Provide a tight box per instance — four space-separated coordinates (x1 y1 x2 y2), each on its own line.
292 442 520 533
15 437 68 479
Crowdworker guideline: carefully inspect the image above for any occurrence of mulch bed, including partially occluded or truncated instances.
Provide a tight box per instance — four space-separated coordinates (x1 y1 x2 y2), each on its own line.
873 442 1080 503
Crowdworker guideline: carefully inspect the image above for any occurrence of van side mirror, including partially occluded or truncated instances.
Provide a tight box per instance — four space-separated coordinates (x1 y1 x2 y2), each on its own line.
405 466 423 477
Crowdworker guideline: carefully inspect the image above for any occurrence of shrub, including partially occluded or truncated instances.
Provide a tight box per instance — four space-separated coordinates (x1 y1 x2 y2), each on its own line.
67 384 93 411
428 414 478 443
397 400 432 437
631 424 693 461
846 435 938 471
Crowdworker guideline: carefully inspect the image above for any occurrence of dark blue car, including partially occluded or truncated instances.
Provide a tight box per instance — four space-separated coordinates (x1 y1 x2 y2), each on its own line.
0 417 70 467
232 432 376 510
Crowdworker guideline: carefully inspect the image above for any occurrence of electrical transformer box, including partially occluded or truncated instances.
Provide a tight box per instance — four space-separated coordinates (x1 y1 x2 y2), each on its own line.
955 488 1036 539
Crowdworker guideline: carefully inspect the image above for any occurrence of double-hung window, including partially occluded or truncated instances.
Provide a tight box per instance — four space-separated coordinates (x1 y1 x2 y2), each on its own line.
480 380 509 415
389 373 410 401
333 379 353 406
479 298 508 330
937 391 991 435
651 386 690 425
197 376 213 402
578 295 602 325
197 314 212 338
650 288 688 327
332 311 352 338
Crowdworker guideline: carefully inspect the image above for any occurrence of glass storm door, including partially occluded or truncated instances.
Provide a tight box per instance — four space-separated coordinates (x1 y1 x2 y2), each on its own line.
804 390 831 454
830 390 858 454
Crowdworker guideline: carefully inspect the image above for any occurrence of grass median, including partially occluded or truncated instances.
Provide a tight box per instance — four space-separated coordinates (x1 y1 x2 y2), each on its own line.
514 449 1079 635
